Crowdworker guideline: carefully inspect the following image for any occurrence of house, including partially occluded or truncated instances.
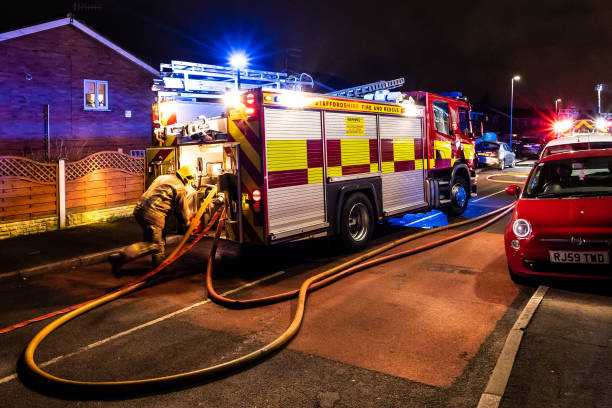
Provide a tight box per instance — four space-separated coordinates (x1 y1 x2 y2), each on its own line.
0 17 159 160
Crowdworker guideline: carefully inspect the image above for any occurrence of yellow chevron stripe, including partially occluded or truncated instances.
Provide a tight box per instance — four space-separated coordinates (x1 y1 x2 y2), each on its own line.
228 119 261 173
241 167 258 192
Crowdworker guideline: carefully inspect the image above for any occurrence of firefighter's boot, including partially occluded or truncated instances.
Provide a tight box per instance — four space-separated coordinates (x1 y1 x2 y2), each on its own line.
108 252 125 278
152 252 165 269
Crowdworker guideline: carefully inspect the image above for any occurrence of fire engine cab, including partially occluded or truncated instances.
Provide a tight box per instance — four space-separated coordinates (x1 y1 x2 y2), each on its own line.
147 62 477 250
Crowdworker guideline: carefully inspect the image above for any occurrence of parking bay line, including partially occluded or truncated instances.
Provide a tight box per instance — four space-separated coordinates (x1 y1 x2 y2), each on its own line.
0 270 286 385
477 285 549 408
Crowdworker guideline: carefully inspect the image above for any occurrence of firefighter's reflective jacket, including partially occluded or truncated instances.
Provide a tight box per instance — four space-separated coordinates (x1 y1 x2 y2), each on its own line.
134 174 191 227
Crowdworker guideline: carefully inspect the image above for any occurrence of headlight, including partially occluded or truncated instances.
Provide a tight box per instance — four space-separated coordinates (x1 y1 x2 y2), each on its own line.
512 219 531 238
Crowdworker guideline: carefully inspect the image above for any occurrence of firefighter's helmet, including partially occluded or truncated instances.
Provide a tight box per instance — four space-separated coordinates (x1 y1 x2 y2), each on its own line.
176 164 196 184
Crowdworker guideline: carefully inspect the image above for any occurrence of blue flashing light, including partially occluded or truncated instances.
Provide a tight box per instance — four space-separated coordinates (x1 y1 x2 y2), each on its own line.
229 52 248 70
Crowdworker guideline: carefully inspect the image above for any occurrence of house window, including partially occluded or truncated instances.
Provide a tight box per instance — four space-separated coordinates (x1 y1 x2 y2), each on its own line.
84 79 108 110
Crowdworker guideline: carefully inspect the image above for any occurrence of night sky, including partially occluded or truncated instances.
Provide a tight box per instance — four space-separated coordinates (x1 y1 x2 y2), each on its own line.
2 0 611 112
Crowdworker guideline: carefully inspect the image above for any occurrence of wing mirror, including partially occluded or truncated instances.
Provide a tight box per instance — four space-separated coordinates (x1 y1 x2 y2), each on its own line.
505 185 521 196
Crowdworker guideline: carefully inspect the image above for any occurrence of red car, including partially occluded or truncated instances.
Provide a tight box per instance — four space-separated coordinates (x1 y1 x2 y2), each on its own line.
504 148 612 283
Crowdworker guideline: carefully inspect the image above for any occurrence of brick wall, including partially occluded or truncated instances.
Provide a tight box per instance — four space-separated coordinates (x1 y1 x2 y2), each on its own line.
0 25 155 158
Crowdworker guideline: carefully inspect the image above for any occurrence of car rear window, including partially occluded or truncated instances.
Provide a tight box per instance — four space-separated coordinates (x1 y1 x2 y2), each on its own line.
476 142 499 151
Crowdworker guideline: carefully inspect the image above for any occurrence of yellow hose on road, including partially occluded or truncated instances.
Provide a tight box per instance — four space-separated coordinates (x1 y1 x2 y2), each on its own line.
23 198 515 397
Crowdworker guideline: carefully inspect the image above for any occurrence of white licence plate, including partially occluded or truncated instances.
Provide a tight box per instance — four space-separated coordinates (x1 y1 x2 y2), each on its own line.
549 250 610 264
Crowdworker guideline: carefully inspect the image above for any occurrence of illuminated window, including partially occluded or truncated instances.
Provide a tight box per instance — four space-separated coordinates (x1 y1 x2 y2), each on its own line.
433 101 450 135
84 79 108 110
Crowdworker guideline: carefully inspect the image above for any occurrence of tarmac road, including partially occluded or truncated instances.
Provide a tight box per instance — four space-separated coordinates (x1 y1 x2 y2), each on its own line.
0 167 537 407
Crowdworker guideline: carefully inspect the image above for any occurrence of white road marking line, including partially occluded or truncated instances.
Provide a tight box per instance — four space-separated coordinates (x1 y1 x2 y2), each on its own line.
0 270 285 385
472 189 507 202
404 212 442 226
477 285 549 408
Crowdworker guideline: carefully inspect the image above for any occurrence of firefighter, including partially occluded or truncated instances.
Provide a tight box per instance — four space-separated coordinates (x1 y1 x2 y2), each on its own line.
109 165 196 277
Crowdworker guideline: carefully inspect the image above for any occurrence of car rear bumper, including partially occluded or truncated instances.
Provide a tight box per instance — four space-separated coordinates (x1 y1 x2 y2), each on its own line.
476 155 500 166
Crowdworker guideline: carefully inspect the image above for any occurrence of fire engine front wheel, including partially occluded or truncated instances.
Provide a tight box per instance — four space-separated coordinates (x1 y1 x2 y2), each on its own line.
442 176 469 217
339 192 374 251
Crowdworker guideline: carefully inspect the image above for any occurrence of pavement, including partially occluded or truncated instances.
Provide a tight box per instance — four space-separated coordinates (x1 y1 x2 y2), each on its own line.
1 189 610 406
0 217 182 281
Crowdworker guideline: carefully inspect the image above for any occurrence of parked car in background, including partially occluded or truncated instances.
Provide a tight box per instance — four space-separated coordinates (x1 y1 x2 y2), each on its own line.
504 148 612 284
540 133 612 158
515 134 546 158
476 141 516 170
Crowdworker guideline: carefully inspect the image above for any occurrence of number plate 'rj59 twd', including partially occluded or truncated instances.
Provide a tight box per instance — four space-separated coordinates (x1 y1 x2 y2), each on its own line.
549 250 610 264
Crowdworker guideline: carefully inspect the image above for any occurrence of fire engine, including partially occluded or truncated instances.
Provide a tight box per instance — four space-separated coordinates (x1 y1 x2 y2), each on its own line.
147 61 477 250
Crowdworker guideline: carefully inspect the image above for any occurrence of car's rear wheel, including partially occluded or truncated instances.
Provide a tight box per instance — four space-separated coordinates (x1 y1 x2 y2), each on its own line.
510 157 516 167
499 158 505 171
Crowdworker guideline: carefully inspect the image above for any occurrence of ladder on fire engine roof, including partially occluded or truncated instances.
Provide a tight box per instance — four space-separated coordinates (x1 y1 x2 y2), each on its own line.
327 78 405 98
152 60 315 100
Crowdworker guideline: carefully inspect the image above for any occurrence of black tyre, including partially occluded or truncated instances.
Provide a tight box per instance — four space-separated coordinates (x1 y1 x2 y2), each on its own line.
508 267 535 286
442 176 469 216
339 192 374 251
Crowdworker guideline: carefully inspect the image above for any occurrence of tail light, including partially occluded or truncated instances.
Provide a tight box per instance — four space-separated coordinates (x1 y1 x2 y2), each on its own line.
244 92 258 121
251 189 262 215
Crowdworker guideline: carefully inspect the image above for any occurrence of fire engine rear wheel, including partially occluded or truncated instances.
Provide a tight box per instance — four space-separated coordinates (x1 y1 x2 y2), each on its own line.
442 176 469 217
339 193 374 251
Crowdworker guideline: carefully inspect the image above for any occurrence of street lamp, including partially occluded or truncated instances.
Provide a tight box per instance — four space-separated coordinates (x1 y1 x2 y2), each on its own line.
509 75 520 149
555 98 561 116
595 84 603 115
229 52 248 91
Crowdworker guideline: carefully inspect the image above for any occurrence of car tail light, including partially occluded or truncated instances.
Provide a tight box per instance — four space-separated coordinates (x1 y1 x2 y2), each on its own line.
252 189 261 202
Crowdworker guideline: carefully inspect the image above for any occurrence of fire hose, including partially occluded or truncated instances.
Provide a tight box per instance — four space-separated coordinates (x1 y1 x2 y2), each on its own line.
0 187 219 335
22 198 516 397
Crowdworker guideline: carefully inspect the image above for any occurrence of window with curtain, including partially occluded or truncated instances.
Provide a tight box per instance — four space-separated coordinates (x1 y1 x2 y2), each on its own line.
84 79 108 110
